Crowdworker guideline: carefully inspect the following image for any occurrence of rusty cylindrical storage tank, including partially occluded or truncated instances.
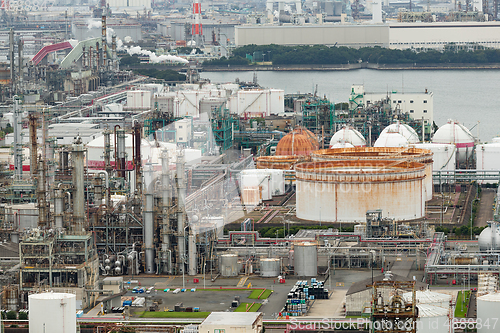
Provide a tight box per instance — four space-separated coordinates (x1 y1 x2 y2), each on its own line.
311 147 433 201
295 160 426 222
294 242 318 276
256 155 311 170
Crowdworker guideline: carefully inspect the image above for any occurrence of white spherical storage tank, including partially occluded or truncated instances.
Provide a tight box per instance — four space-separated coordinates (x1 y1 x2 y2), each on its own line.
29 292 77 333
432 120 475 163
329 126 366 147
414 143 456 172
478 223 500 252
374 132 409 148
311 147 433 201
477 292 500 332
402 290 452 309
295 160 425 222
416 304 450 333
381 122 420 144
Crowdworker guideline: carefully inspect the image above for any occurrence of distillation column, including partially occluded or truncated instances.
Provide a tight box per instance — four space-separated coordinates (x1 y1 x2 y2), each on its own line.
177 151 186 274
161 150 172 274
13 97 22 179
28 114 37 179
72 139 85 232
103 129 112 208
188 234 196 276
54 188 64 229
36 159 48 228
133 122 142 198
144 165 154 274
116 129 126 178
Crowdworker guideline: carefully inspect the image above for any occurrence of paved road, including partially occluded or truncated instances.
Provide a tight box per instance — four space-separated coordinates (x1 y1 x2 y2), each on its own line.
476 189 495 227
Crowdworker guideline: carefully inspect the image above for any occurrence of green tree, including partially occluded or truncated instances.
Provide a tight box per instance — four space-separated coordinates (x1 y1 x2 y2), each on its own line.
6 311 17 320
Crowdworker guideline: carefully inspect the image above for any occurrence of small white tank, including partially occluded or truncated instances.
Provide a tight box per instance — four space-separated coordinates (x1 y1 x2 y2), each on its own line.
416 304 450 333
260 258 281 277
477 292 500 332
29 292 77 333
220 254 239 277
403 290 452 309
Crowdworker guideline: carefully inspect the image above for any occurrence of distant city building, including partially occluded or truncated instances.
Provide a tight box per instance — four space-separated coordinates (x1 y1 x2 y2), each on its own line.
236 22 500 50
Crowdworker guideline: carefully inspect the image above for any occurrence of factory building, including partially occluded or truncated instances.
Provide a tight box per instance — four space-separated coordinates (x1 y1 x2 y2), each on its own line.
72 20 142 43
199 312 263 333
235 24 389 48
235 21 500 50
351 84 434 126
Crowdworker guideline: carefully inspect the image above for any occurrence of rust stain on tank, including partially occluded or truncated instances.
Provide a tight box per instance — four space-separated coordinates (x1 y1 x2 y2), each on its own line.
256 155 311 170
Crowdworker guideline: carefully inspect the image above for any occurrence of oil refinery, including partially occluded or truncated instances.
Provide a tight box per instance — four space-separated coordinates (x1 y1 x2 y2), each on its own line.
0 0 499 332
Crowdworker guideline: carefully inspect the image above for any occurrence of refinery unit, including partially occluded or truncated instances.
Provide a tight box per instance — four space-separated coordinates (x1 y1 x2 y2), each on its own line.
0 2 500 331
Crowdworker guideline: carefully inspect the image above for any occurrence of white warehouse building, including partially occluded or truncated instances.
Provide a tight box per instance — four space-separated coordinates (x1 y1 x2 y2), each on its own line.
235 22 500 50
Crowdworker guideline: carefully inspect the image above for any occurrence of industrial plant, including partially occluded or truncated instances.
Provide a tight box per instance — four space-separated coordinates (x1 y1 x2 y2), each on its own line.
0 0 498 331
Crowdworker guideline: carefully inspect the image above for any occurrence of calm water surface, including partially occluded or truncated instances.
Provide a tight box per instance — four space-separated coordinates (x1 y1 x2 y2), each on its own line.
202 69 500 142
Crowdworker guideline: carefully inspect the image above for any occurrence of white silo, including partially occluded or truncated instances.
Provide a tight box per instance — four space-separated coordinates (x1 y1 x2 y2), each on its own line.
416 304 450 333
260 258 281 277
294 242 317 276
381 122 420 144
432 120 475 164
414 143 456 172
220 254 239 277
403 290 452 309
374 131 409 148
477 292 500 332
330 126 366 147
29 292 77 333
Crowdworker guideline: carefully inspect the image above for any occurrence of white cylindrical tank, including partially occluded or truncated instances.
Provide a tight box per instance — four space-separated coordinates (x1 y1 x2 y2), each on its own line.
330 126 366 147
295 160 426 222
294 242 317 276
381 122 420 144
414 143 456 172
220 254 239 277
416 304 450 333
432 120 475 163
260 258 281 277
403 290 452 309
478 223 500 252
374 132 409 148
477 138 500 183
477 292 500 332
29 292 77 333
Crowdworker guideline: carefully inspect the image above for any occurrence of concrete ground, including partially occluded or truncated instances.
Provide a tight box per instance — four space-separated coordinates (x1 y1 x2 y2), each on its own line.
476 188 495 227
95 267 475 320
119 275 304 319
